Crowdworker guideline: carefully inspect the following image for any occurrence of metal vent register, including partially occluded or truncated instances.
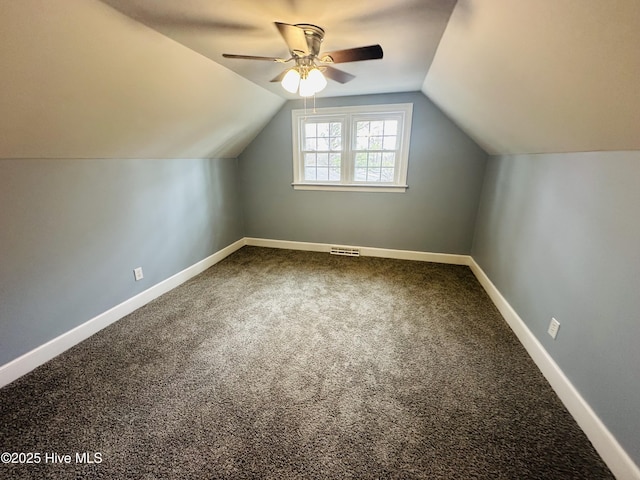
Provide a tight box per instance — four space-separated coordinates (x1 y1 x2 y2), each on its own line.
330 246 360 257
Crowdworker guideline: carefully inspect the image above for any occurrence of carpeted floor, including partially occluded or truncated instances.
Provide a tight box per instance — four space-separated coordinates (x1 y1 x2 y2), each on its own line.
0 246 613 479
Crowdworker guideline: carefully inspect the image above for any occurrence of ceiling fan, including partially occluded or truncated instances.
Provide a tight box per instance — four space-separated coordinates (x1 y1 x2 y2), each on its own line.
222 22 383 96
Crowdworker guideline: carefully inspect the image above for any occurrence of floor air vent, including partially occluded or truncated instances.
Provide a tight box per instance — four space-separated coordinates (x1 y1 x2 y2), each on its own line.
330 246 360 257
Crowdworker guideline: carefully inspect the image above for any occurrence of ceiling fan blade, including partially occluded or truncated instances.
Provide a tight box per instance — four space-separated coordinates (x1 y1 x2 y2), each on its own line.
223 53 286 62
275 22 309 56
322 66 356 84
270 70 289 83
320 45 383 64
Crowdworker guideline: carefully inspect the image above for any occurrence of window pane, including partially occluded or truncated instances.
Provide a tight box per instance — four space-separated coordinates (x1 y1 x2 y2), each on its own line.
355 153 368 167
382 152 395 167
381 167 395 182
305 138 317 151
317 137 329 150
329 167 340 181
305 123 317 137
304 167 317 181
330 153 341 166
384 120 398 135
317 123 329 137
356 135 369 150
331 122 341 135
371 121 384 135
317 168 329 181
367 168 381 182
383 136 397 150
354 168 367 181
317 153 328 166
369 153 381 167
304 153 316 166
369 136 383 150
330 136 341 151
357 121 369 135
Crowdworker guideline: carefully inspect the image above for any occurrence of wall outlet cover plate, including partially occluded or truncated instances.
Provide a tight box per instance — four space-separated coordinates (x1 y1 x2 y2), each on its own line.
548 317 560 339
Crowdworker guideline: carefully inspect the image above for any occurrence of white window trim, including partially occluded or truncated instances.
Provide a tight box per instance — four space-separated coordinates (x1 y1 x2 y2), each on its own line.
292 103 413 193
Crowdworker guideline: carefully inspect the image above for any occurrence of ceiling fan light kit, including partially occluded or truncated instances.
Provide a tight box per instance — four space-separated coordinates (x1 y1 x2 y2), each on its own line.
222 22 383 97
281 69 301 93
305 67 327 94
282 64 328 97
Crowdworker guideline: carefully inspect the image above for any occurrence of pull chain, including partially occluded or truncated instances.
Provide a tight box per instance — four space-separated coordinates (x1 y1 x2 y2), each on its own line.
302 94 319 116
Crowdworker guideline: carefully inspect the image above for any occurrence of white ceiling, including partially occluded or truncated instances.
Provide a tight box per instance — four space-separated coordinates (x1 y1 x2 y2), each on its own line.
2 0 638 158
99 0 457 99
423 0 640 154
0 0 283 159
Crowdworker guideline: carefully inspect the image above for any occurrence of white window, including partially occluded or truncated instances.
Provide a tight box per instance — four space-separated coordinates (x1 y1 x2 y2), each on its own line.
292 103 413 192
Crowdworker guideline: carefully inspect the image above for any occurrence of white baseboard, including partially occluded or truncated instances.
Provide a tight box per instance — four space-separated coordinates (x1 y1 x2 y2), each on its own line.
468 258 640 480
0 238 245 389
244 237 471 265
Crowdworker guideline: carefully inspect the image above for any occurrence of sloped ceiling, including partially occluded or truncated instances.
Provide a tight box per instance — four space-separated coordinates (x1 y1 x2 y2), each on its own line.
423 0 640 154
2 0 638 159
0 0 283 159
99 0 457 100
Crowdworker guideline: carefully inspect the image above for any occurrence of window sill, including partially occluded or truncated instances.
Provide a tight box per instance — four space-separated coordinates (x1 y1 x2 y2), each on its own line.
292 183 408 193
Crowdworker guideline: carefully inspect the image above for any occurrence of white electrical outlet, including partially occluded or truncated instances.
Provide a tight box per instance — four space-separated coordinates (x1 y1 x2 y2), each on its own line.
548 317 560 339
133 267 144 281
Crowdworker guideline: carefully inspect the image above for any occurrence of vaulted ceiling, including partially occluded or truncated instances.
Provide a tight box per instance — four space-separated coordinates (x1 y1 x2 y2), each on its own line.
423 0 640 154
1 0 638 159
99 0 457 99
0 0 284 159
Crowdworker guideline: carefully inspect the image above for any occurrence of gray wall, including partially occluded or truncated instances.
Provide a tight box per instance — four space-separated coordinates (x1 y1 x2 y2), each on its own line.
0 158 243 365
239 92 487 254
472 151 640 464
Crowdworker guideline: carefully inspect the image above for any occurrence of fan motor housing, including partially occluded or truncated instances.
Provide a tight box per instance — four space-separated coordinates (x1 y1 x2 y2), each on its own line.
295 23 325 57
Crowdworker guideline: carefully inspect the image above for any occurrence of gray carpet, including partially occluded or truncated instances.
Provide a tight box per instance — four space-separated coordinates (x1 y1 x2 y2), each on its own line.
0 246 613 479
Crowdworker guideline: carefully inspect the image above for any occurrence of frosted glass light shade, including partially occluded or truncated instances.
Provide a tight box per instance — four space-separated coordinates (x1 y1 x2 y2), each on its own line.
307 68 327 93
298 77 315 97
299 68 327 97
281 69 300 93
281 67 326 96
